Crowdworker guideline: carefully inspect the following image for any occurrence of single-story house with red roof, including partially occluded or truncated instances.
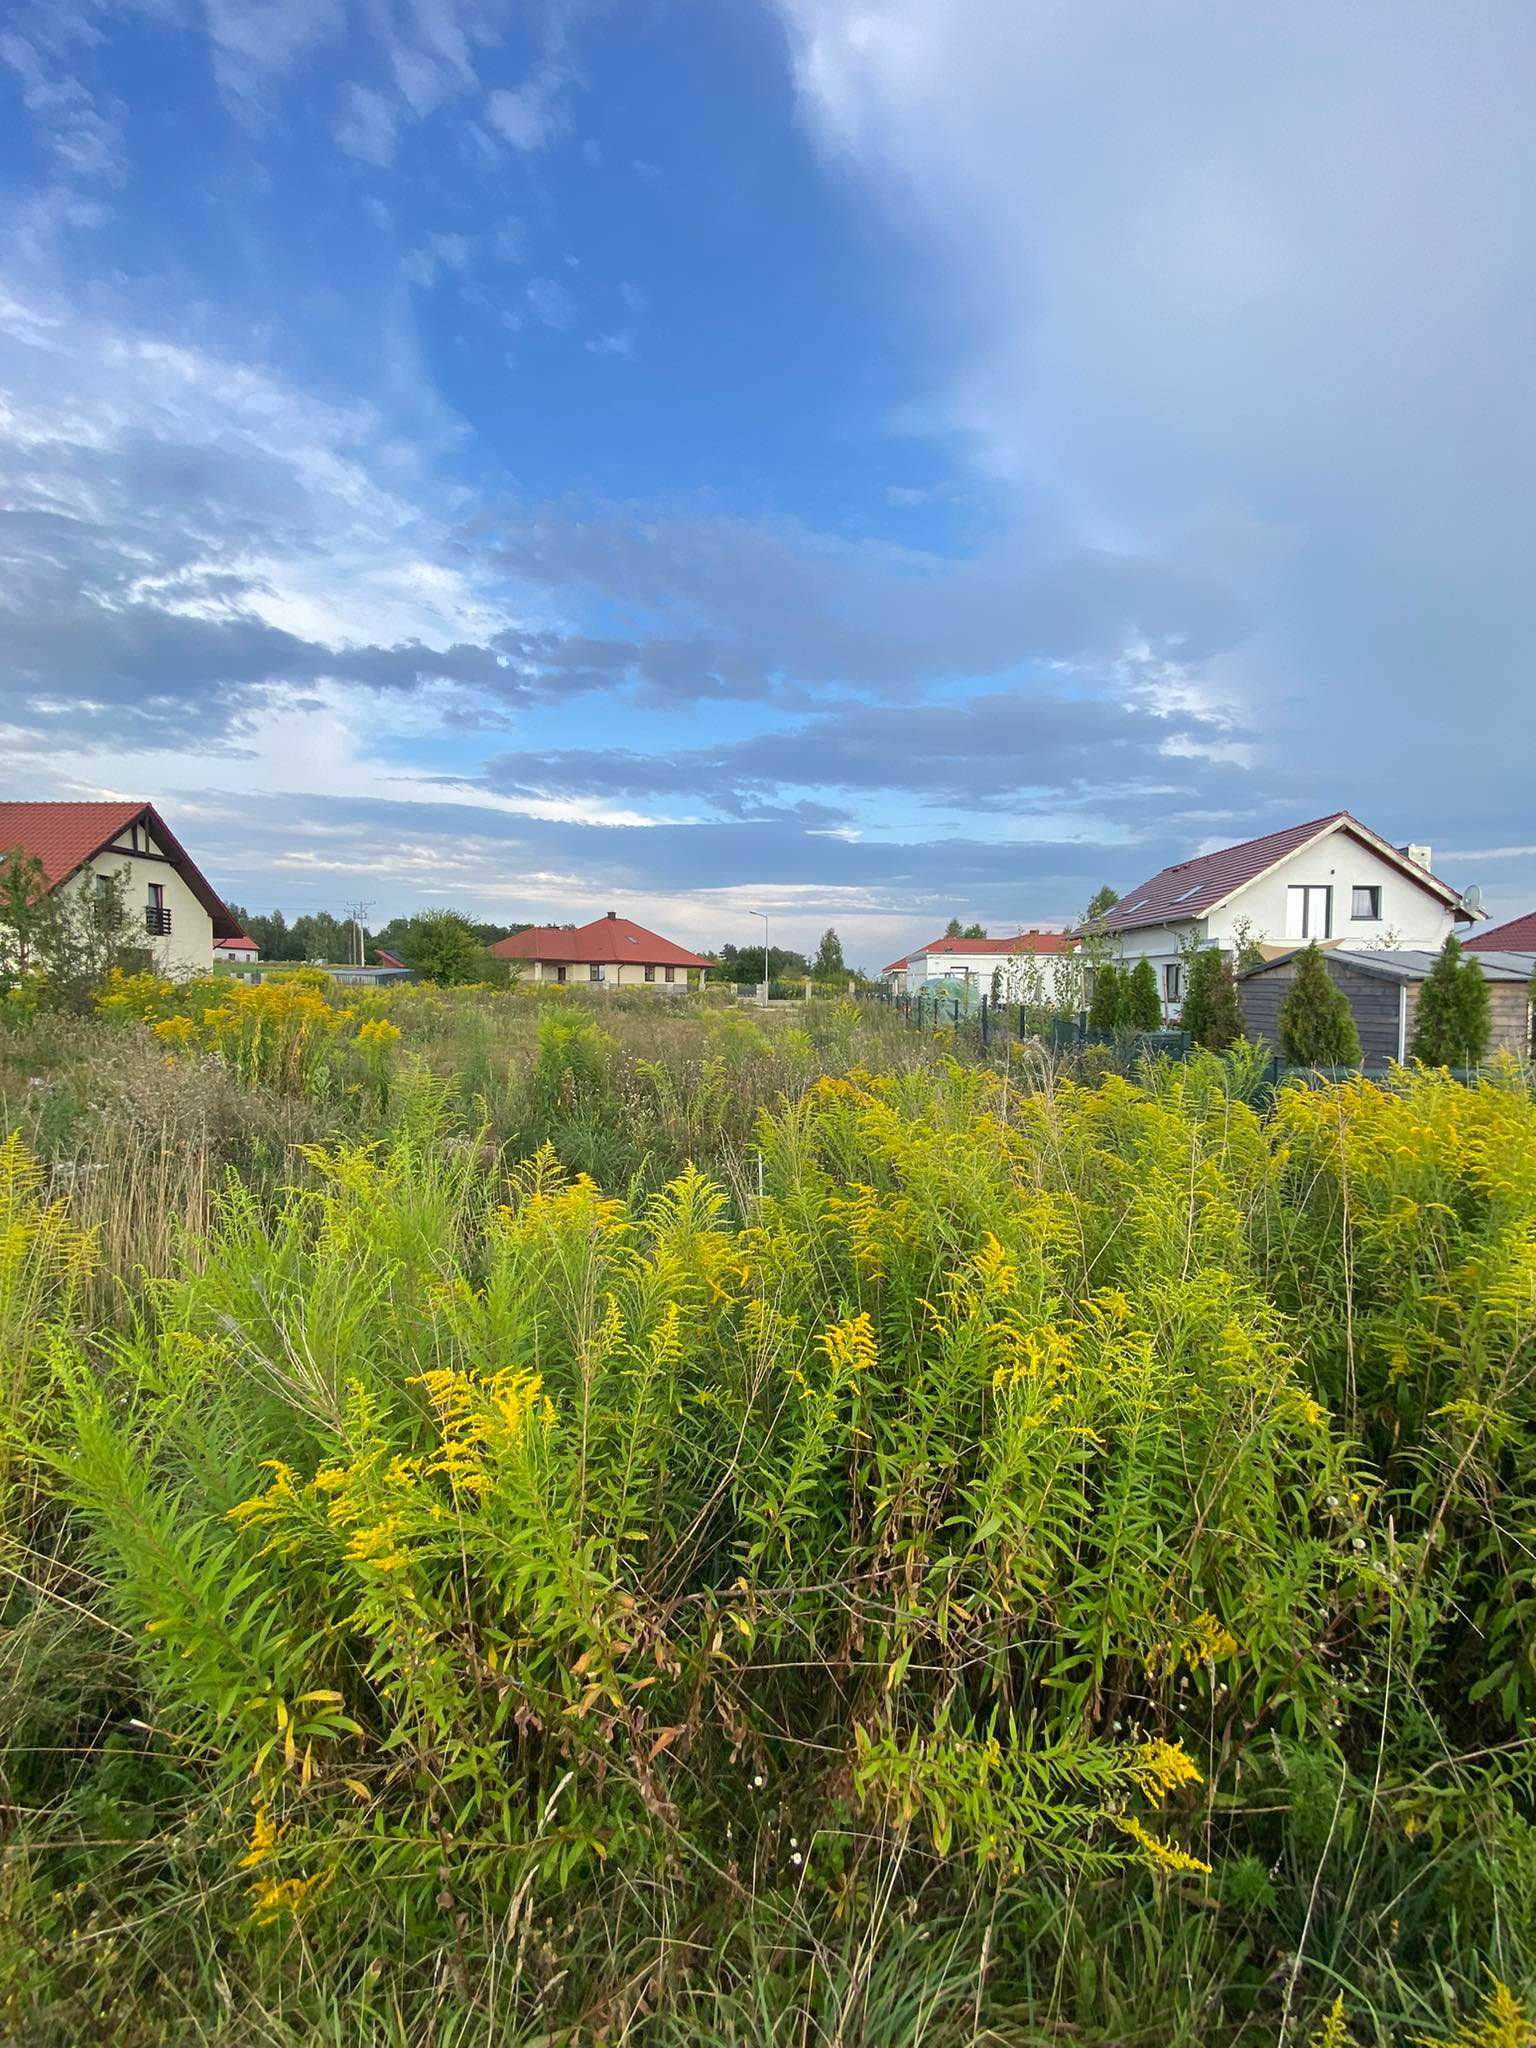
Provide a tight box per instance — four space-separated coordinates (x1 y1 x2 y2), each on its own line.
1080 813 1481 1020
0 799 241 976
214 932 259 963
888 928 1078 1002
490 912 712 990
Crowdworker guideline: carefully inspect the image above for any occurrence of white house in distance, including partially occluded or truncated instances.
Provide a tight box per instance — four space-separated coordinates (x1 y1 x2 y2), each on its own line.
884 928 1078 1002
213 932 259 963
491 911 712 989
0 799 241 976
1084 812 1479 1017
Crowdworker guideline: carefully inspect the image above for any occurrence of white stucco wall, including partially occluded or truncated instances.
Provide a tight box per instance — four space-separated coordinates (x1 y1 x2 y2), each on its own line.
80 825 215 975
1208 837 1457 954
526 958 701 989
904 946 1077 1002
1108 828 1461 1019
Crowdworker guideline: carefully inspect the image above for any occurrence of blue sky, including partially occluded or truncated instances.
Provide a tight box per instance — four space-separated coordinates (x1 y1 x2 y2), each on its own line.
2 1 1534 967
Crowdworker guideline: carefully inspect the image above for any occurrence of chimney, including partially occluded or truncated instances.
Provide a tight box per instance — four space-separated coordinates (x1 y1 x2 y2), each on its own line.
607 909 617 918
1398 843 1433 871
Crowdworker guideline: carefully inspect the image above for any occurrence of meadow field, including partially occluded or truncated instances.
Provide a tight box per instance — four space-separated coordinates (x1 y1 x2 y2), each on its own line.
3 976 1535 2046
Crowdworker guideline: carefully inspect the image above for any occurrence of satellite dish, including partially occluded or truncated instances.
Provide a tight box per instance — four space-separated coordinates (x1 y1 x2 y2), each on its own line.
1463 884 1485 915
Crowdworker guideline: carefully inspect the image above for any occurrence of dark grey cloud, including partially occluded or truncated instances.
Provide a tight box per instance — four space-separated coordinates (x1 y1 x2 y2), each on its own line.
484 688 1242 819
485 500 1254 703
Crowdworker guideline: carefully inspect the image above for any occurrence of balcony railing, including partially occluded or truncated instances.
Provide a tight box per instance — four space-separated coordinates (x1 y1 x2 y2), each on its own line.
145 906 173 937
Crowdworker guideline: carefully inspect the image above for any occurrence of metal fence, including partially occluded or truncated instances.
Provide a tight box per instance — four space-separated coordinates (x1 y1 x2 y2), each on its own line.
889 988 1191 1056
881 990 1504 1093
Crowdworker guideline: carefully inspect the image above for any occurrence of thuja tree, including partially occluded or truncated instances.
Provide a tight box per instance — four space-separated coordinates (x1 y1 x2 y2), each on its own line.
1277 942 1361 1067
1124 956 1162 1031
1087 961 1122 1034
1411 932 1491 1067
1180 947 1244 1051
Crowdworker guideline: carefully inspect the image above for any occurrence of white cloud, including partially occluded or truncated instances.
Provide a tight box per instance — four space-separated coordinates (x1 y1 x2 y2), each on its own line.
202 0 347 117
774 0 1536 834
334 82 400 167
525 275 576 329
586 329 635 359
485 64 571 152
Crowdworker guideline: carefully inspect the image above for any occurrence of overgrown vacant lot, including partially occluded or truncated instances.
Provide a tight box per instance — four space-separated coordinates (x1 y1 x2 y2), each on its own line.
3 983 1536 2046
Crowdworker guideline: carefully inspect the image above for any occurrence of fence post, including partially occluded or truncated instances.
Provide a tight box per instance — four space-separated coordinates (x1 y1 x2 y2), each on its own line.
980 994 989 1047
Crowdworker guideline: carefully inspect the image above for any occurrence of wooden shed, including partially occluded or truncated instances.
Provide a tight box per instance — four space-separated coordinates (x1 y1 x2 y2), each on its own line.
1238 948 1535 1065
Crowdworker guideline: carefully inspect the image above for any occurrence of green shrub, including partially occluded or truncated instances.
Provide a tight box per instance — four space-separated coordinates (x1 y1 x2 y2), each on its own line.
1180 946 1244 1050
1124 956 1162 1031
1087 960 1121 1033
1276 942 1362 1066
1411 932 1492 1067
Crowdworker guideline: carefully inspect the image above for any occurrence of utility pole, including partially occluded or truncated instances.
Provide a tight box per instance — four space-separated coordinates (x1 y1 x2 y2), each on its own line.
345 899 373 969
750 908 769 1006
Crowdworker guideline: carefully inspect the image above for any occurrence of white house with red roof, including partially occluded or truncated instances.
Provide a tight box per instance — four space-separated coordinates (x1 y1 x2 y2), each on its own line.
1083 812 1479 1018
884 928 1078 1002
490 911 712 990
0 800 241 976
213 932 259 963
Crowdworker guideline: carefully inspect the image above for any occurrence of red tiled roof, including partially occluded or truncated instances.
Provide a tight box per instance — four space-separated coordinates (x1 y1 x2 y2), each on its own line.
1466 910 1536 952
1087 813 1464 936
0 800 241 938
882 955 910 974
218 934 258 952
490 913 712 969
374 946 410 969
915 929 1077 958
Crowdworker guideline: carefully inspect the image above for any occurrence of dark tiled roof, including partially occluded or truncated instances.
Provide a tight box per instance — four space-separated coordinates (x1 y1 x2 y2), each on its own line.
1089 814 1462 935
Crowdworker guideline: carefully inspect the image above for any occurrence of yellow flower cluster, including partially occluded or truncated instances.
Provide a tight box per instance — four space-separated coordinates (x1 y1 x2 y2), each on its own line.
1147 1610 1241 1678
98 966 404 1095
1126 1736 1204 1797
413 1363 550 1495
236 1802 320 1924
1111 1813 1212 1876
818 1310 878 1377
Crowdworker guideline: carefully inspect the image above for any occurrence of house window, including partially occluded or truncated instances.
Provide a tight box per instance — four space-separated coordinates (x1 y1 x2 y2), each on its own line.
145 881 171 937
1287 884 1333 940
664 966 675 984
589 963 604 982
1351 886 1381 920
1164 962 1182 1002
644 964 656 982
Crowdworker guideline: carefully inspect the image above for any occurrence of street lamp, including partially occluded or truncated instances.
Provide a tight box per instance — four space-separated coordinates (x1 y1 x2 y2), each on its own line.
749 909 769 1005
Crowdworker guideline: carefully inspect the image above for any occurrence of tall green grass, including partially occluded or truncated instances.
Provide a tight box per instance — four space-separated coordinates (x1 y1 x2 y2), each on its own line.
1 1001 1534 2045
